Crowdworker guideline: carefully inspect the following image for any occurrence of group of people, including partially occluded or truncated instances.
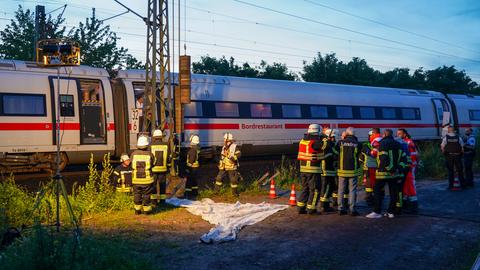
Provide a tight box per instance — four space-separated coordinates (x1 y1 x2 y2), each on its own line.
296 124 418 218
441 126 476 190
113 123 475 216
296 124 476 219
112 129 201 215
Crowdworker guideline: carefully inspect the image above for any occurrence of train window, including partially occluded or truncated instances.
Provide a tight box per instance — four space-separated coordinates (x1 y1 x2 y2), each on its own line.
282 105 301 118
78 79 106 144
310 106 328 118
401 108 417 120
60 95 75 117
215 102 239 117
359 107 375 119
184 102 203 117
1 93 46 116
336 106 353 119
470 110 480 120
251 104 272 118
382 108 396 119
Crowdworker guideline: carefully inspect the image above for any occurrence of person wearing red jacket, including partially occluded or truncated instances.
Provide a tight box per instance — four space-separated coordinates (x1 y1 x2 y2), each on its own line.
397 129 419 214
369 128 382 158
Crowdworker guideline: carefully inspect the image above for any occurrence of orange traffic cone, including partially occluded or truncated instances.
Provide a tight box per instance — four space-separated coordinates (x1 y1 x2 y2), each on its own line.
289 184 297 206
269 179 277 199
451 176 461 191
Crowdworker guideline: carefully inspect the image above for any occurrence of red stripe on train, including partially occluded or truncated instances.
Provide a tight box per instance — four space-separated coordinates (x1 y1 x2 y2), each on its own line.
184 123 240 130
0 122 118 131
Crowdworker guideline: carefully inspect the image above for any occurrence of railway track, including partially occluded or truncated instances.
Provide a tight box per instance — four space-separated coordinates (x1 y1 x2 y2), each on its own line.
3 156 290 193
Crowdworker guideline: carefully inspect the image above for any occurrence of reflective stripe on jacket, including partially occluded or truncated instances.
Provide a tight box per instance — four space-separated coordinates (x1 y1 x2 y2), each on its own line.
220 143 241 170
335 135 362 177
131 150 154 185
151 140 169 173
187 146 200 168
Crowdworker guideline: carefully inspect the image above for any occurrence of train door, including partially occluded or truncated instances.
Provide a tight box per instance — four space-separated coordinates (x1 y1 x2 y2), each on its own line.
51 77 80 145
77 79 107 144
432 98 452 137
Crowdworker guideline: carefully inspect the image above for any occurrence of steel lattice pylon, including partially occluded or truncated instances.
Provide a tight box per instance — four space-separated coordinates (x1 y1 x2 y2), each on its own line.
144 0 173 135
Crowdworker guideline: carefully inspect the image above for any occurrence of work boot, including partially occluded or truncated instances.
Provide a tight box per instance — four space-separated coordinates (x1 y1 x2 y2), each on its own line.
298 206 307 214
338 210 348 216
134 209 142 215
214 183 222 192
232 188 240 197
321 202 335 213
307 209 318 215
349 210 359 217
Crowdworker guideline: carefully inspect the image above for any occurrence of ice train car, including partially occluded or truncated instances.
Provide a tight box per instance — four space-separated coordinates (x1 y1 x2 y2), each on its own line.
1 60 479 171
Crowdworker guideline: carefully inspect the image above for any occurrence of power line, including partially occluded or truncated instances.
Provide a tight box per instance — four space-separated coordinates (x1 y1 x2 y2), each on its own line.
232 0 480 64
303 0 480 55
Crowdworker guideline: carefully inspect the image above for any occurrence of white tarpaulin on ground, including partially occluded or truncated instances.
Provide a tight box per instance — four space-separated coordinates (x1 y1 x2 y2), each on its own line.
166 198 288 243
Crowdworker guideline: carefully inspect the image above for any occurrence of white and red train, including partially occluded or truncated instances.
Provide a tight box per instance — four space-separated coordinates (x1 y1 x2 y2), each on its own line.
1 59 479 171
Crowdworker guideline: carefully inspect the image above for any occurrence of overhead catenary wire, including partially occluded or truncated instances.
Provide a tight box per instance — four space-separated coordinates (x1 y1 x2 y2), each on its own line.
303 0 480 55
231 0 480 64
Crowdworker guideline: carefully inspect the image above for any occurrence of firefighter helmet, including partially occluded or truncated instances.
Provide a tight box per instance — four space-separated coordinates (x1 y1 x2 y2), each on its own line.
137 135 150 148
223 132 234 141
307 124 321 134
120 153 130 162
190 134 200 145
324 128 338 138
153 129 163 137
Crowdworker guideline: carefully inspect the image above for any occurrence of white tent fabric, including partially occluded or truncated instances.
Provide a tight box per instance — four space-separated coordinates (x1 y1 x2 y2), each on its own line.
166 198 289 243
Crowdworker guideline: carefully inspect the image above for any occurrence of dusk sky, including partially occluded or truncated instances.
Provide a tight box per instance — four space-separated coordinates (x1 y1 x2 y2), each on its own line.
2 0 480 82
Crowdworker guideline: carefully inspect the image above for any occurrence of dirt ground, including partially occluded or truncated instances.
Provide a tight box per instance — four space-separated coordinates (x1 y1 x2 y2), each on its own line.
81 178 480 270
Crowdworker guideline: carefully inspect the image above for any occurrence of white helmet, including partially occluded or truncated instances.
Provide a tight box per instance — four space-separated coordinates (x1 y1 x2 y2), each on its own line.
137 135 150 148
223 132 234 141
120 153 130 162
307 124 321 134
153 129 163 137
190 134 200 145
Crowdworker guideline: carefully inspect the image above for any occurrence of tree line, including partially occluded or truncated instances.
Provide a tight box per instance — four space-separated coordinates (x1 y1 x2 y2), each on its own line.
1 5 479 95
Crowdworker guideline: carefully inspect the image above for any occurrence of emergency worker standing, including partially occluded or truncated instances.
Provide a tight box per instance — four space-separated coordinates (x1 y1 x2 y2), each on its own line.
366 129 407 219
463 128 476 188
297 124 329 215
131 135 155 215
334 127 361 216
360 130 379 206
112 153 133 193
150 129 170 204
397 129 418 213
320 128 337 212
215 133 242 196
441 126 465 190
185 134 200 199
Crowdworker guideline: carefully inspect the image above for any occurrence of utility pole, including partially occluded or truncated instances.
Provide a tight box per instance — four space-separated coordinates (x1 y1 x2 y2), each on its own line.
34 5 46 61
144 0 172 134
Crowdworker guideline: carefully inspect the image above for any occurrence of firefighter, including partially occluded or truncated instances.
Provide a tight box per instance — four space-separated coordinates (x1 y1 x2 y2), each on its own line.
334 127 361 216
131 135 155 215
112 153 133 193
441 126 465 190
214 133 242 196
366 129 408 219
297 124 329 215
185 134 200 199
359 130 378 206
397 129 418 213
150 129 170 204
463 128 476 188
320 128 337 213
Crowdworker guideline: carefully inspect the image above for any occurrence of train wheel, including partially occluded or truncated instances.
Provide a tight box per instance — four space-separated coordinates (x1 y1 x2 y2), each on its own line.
42 152 69 173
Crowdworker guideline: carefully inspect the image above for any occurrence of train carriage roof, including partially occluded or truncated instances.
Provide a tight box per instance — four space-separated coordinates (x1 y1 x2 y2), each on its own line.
0 59 109 77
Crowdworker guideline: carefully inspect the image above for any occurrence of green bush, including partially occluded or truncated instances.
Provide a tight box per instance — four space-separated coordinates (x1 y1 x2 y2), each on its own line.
275 155 300 188
0 225 154 270
416 141 447 179
0 173 34 232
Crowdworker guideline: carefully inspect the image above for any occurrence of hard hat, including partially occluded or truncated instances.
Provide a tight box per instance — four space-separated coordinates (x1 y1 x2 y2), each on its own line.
324 128 337 138
120 153 130 162
153 129 163 137
368 130 373 136
307 124 321 134
137 135 149 148
190 134 200 145
223 132 234 141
